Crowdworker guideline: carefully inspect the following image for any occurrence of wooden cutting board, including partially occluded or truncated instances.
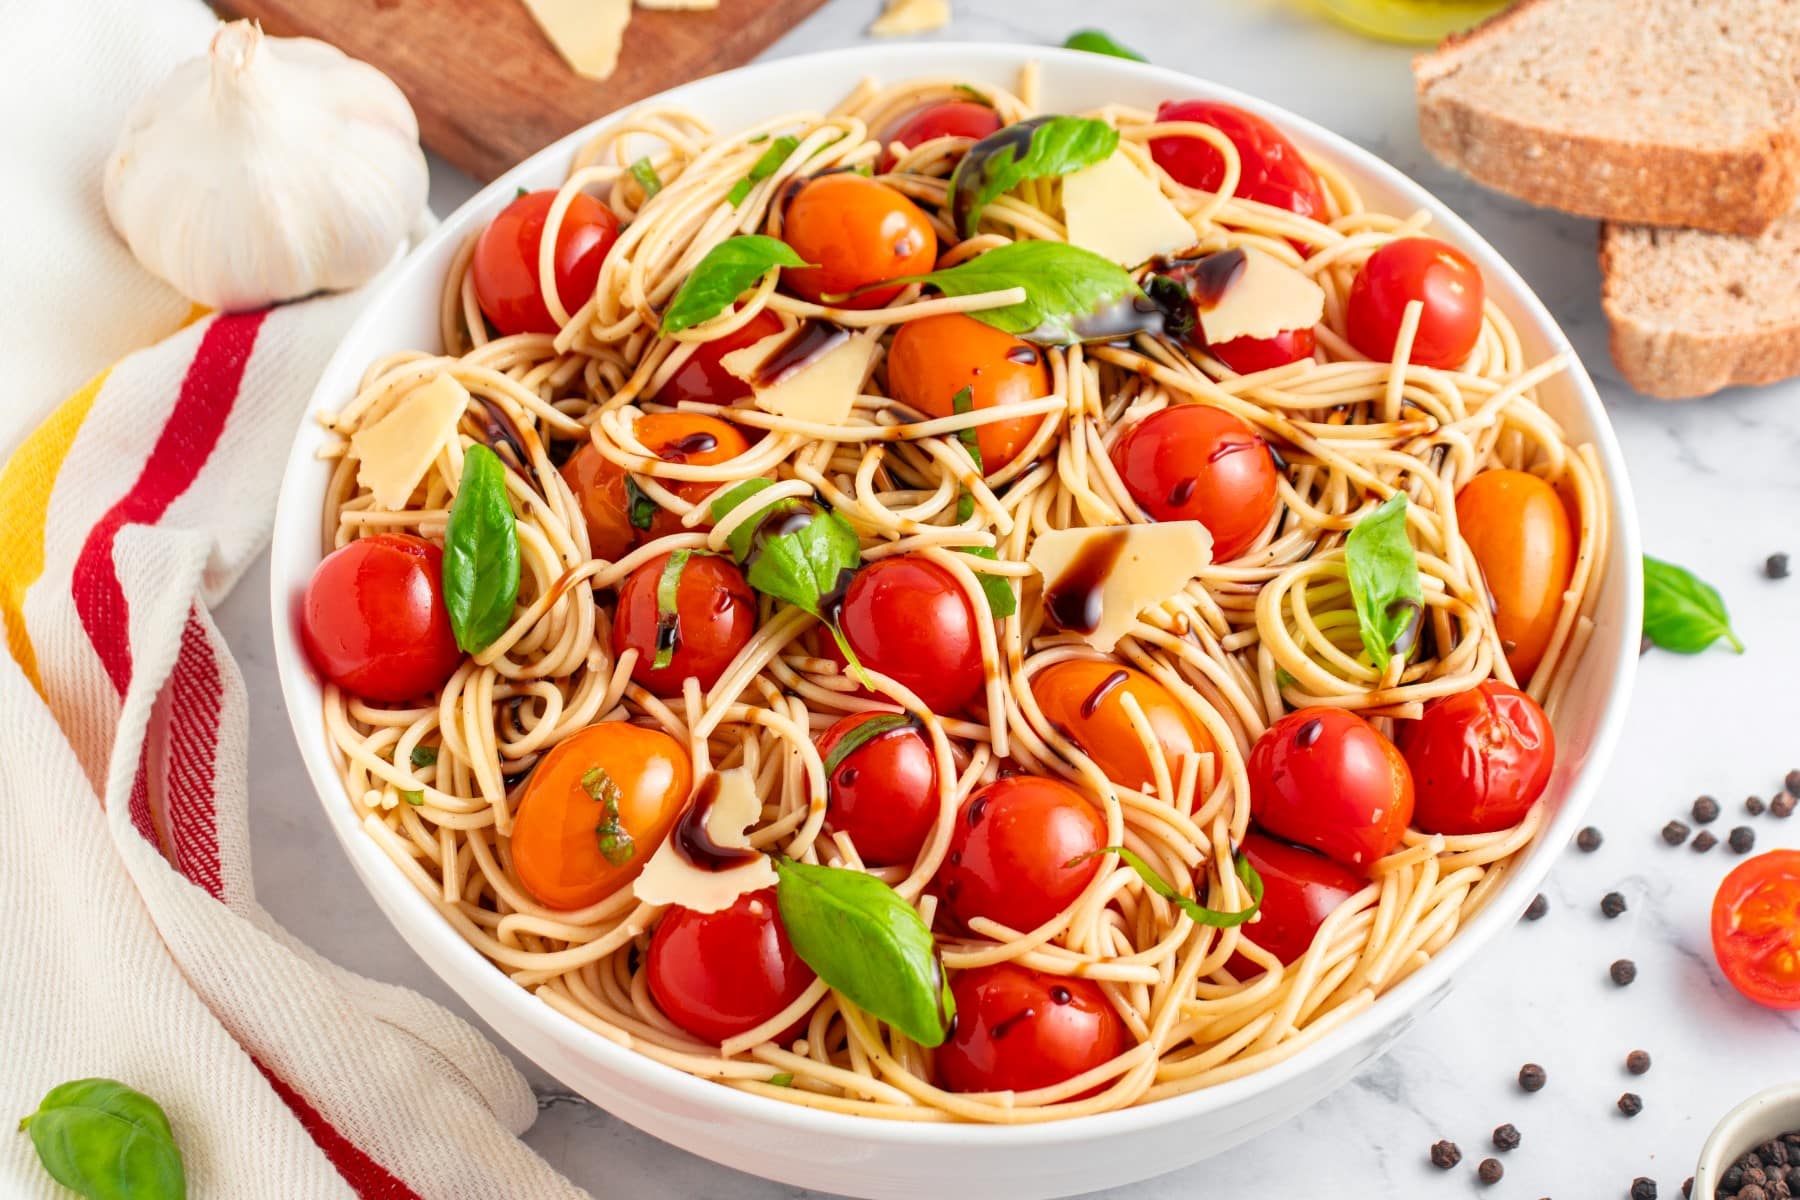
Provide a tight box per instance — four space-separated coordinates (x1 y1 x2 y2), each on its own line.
216 0 833 181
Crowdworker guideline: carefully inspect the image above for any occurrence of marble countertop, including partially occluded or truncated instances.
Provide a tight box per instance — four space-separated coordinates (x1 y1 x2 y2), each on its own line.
219 2 1800 1195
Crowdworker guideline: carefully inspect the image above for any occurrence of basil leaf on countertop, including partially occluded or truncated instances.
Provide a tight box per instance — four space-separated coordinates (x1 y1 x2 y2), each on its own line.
883 240 1141 345
652 549 695 670
1643 555 1744 654
1345 492 1423 672
949 115 1120 236
630 156 663 199
662 235 809 335
444 444 520 654
821 713 915 777
19 1078 186 1200
726 135 800 208
1062 29 1148 61
773 858 954 1046
1068 845 1263 929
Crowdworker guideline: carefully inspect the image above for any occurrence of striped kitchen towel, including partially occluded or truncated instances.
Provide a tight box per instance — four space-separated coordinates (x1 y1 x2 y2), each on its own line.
0 4 587 1199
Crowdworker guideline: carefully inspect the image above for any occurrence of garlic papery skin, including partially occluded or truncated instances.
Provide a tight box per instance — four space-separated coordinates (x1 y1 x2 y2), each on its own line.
103 20 428 312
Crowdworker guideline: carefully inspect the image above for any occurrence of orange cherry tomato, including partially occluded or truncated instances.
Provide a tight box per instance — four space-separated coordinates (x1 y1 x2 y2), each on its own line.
1345 237 1485 369
1455 469 1575 682
1248 708 1413 871
1712 851 1800 1010
612 551 758 697
558 413 751 561
781 174 937 309
879 100 1004 173
1397 681 1555 835
652 308 785 407
472 189 620 336
510 723 692 910
1108 404 1279 560
886 313 1051 472
1030 659 1211 792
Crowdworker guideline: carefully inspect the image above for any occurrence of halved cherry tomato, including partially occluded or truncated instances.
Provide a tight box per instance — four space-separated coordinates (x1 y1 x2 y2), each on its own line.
559 413 751 561
1150 100 1326 221
886 313 1050 472
1397 681 1555 835
1712 851 1800 1010
1345 237 1485 369
838 555 985 714
1228 832 1366 974
510 722 691 910
818 710 940 866
299 533 462 703
935 963 1128 1095
1455 469 1575 682
647 887 817 1043
653 308 784 407
612 551 757 697
879 100 1004 172
939 776 1106 933
1109 404 1279 560
781 174 937 309
1029 659 1212 791
472 189 620 336
1208 327 1316 375
1248 707 1413 871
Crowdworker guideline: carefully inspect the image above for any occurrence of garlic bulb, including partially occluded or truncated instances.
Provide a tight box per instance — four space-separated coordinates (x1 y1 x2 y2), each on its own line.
103 20 427 312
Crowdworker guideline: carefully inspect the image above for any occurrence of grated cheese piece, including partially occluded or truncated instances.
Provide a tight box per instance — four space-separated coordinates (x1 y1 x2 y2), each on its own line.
720 327 876 427
869 0 951 36
1197 247 1326 345
633 768 777 913
1026 522 1214 652
521 0 632 81
350 373 470 511
1061 151 1198 267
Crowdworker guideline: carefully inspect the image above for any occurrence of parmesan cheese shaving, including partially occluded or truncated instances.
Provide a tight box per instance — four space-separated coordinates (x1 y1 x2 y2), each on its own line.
721 329 877 427
1198 247 1326 345
520 0 631 81
350 373 470 511
1026 522 1214 652
1061 151 1198 267
869 0 951 36
633 769 777 913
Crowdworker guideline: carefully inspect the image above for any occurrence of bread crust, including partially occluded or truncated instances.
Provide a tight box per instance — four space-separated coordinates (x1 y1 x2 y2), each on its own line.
1599 224 1800 399
1415 0 1800 237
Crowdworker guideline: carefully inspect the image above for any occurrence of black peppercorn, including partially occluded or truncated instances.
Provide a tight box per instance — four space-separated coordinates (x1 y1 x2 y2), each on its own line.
1787 770 1800 796
1518 1062 1546 1091
1693 830 1719 853
1682 1177 1692 1198
1694 795 1721 824
1524 893 1549 921
1617 1091 1643 1116
1492 1123 1521 1151
1662 819 1691 845
1769 552 1792 579
1741 1185 1769 1200
1429 1139 1461 1169
1630 1179 1657 1200
1602 891 1628 918
1732 826 1757 853
1577 825 1604 851
1611 959 1637 986
1626 1049 1651 1074
1749 794 1768 815
1477 1157 1503 1184
1773 794 1796 819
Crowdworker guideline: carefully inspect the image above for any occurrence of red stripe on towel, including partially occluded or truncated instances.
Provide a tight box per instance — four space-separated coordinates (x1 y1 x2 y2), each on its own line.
252 1057 425 1200
163 609 224 898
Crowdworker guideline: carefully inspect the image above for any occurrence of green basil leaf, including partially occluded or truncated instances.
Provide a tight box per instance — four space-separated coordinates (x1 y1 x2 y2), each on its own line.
582 766 636 866
951 385 982 523
630 156 663 199
1068 846 1263 928
958 546 1018 619
399 789 424 806
949 115 1119 236
1345 492 1423 672
1274 667 1297 690
767 1072 794 1087
1062 29 1147 61
884 240 1140 345
773 858 953 1046
711 478 783 558
710 483 861 619
727 135 800 207
652 549 694 670
515 185 529 199
409 745 438 769
444 444 520 654
662 235 809 335
822 713 914 776
621 475 658 532
18 1078 185 1200
1643 555 1744 654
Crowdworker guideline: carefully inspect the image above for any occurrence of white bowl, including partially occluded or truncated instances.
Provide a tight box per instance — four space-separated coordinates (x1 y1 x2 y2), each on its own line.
1695 1083 1800 1196
270 43 1643 1200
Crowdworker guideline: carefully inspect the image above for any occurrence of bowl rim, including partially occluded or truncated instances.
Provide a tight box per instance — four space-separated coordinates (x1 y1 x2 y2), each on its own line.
269 40 1644 1148
1694 1081 1800 1191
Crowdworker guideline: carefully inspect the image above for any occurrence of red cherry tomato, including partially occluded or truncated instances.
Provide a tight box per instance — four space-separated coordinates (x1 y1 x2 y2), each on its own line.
1455 469 1575 682
1346 237 1485 369
1150 100 1325 221
471 189 620 336
612 551 757 697
838 556 985 714
879 100 1004 172
1109 404 1279 561
781 174 937 309
647 887 817 1043
935 963 1128 1095
299 533 462 703
1208 327 1315 375
1248 708 1414 871
939 776 1106 933
1712 851 1800 1010
1397 681 1555 836
817 710 940 866
1228 832 1366 974
653 308 785 408
886 313 1051 472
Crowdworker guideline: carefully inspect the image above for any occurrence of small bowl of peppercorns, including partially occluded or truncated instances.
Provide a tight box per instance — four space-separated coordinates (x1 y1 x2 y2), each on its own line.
1695 1082 1800 1199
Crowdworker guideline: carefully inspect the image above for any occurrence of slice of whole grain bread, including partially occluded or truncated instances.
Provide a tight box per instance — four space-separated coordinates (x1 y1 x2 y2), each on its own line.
1600 212 1800 398
1415 0 1800 236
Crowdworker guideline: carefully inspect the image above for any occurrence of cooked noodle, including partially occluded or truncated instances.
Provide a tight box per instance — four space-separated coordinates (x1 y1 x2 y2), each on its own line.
315 65 1609 1123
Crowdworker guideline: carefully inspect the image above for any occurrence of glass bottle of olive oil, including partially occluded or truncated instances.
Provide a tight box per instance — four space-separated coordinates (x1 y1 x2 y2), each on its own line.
1314 0 1512 43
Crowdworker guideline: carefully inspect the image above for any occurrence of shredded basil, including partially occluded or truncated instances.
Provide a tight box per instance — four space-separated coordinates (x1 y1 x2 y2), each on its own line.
1061 29 1148 61
629 156 663 199
582 767 635 866
1643 555 1744 654
443 444 521 654
948 115 1118 236
19 1078 185 1200
727 135 799 207
822 713 914 777
399 789 425 806
662 236 809 335
1345 493 1423 672
409 745 438 770
880 240 1140 345
652 550 694 670
767 1072 794 1087
622 475 658 532
1068 845 1263 928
